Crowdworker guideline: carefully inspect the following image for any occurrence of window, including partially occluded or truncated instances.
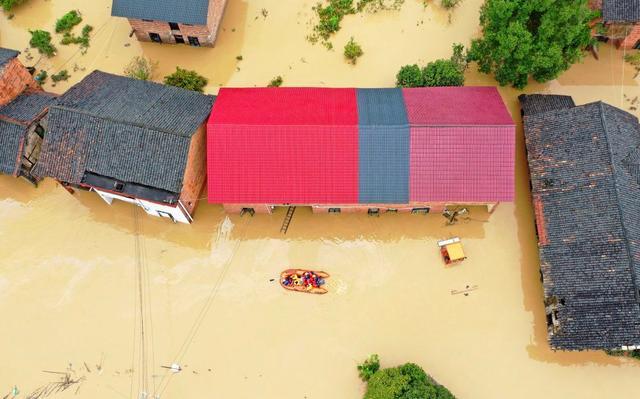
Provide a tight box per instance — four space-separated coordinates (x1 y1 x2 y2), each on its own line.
149 32 162 43
174 34 185 44
328 208 341 213
240 208 255 217
368 208 380 216
142 19 154 22
169 22 180 30
188 36 200 47
411 207 430 214
35 124 45 138
113 181 124 192
635 40 640 50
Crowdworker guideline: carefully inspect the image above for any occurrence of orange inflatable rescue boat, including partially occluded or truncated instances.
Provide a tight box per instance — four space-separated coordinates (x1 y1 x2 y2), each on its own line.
280 269 330 294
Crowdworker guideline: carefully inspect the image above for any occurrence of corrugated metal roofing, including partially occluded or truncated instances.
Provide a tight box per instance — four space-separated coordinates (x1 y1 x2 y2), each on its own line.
0 47 19 69
111 0 210 25
410 126 515 202
403 87 513 126
357 89 409 203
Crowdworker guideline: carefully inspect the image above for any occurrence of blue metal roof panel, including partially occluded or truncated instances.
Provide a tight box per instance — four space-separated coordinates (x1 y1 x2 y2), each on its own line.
356 88 408 126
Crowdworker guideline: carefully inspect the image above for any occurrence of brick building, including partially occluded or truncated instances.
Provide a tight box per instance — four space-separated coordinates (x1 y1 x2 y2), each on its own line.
111 0 228 47
0 47 56 183
591 0 640 49
207 87 515 215
34 71 215 223
521 94 640 351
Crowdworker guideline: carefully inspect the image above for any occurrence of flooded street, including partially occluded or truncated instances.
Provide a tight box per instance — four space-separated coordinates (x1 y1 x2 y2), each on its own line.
2 0 640 398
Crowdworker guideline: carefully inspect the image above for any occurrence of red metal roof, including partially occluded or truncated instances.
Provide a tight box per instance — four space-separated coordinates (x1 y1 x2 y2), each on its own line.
410 126 515 202
208 88 359 204
403 87 514 126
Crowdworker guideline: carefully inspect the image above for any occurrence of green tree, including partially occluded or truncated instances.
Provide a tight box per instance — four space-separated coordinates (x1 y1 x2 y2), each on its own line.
29 30 56 57
55 10 82 33
1 0 27 11
396 64 424 88
357 354 380 382
422 59 464 86
361 359 456 399
467 0 596 89
163 67 208 92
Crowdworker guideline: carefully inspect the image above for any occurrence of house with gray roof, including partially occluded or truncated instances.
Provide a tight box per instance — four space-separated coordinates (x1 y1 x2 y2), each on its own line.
521 94 640 351
34 70 215 224
591 0 640 49
0 47 55 184
111 0 228 47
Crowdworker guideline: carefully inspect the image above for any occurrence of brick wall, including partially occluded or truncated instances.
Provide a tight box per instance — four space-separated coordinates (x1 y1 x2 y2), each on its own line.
0 58 38 106
128 0 227 47
620 24 640 49
179 124 207 216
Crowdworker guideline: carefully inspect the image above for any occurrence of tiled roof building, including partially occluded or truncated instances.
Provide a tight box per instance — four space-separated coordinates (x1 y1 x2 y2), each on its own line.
521 94 640 350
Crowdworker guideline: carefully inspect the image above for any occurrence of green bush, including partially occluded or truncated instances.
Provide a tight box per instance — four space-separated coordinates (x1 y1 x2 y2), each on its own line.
55 10 82 33
268 75 283 87
363 361 456 399
344 37 363 64
61 24 93 52
51 70 70 82
467 0 596 89
124 56 157 81
440 0 461 9
29 30 56 57
1 0 27 11
422 59 464 86
163 67 208 92
358 354 380 382
606 349 640 361
396 64 424 87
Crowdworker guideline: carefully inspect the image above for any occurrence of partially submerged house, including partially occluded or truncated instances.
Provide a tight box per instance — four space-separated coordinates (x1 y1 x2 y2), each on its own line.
591 0 640 49
111 0 228 47
34 70 215 223
520 94 640 351
0 48 56 183
207 87 515 215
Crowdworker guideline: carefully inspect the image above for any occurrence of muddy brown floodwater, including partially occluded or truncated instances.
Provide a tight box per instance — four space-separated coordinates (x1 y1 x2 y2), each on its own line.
2 0 640 398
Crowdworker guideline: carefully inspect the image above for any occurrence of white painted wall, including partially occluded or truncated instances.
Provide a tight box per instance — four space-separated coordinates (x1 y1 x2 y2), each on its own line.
92 188 192 224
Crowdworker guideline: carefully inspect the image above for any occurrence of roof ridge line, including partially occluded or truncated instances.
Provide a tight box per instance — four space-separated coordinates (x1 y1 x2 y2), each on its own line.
51 105 192 138
599 102 640 305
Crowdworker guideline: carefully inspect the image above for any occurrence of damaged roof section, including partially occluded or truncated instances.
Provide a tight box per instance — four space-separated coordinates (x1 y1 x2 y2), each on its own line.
34 70 215 194
522 95 640 350
0 91 56 175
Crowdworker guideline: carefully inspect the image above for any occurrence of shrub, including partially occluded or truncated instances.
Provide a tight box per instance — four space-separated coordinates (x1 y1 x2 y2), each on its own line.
55 10 82 33
1 0 27 11
268 75 283 87
440 0 461 9
29 30 56 57
163 67 208 92
358 354 380 382
396 64 423 87
363 361 456 399
422 59 464 86
467 0 596 89
606 349 640 361
61 24 93 52
35 70 47 85
51 70 70 82
124 56 157 81
344 37 363 64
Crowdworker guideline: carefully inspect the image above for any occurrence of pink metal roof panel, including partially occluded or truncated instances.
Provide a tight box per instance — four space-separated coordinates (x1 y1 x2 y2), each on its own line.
209 87 358 126
403 87 514 126
410 126 515 202
208 125 359 204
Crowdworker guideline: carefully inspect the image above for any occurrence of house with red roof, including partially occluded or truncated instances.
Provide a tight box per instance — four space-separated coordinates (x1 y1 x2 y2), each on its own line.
207 86 515 215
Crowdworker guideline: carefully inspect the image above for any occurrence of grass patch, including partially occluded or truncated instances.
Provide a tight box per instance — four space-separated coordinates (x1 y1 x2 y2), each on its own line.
268 75 283 87
29 30 56 57
55 10 82 33
343 37 363 64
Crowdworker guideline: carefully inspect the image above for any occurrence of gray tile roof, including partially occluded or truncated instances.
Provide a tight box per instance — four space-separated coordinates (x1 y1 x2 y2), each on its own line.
357 88 409 204
0 91 57 124
523 97 640 350
518 94 575 117
0 122 24 175
111 0 210 25
603 0 640 22
34 70 215 194
0 47 19 69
